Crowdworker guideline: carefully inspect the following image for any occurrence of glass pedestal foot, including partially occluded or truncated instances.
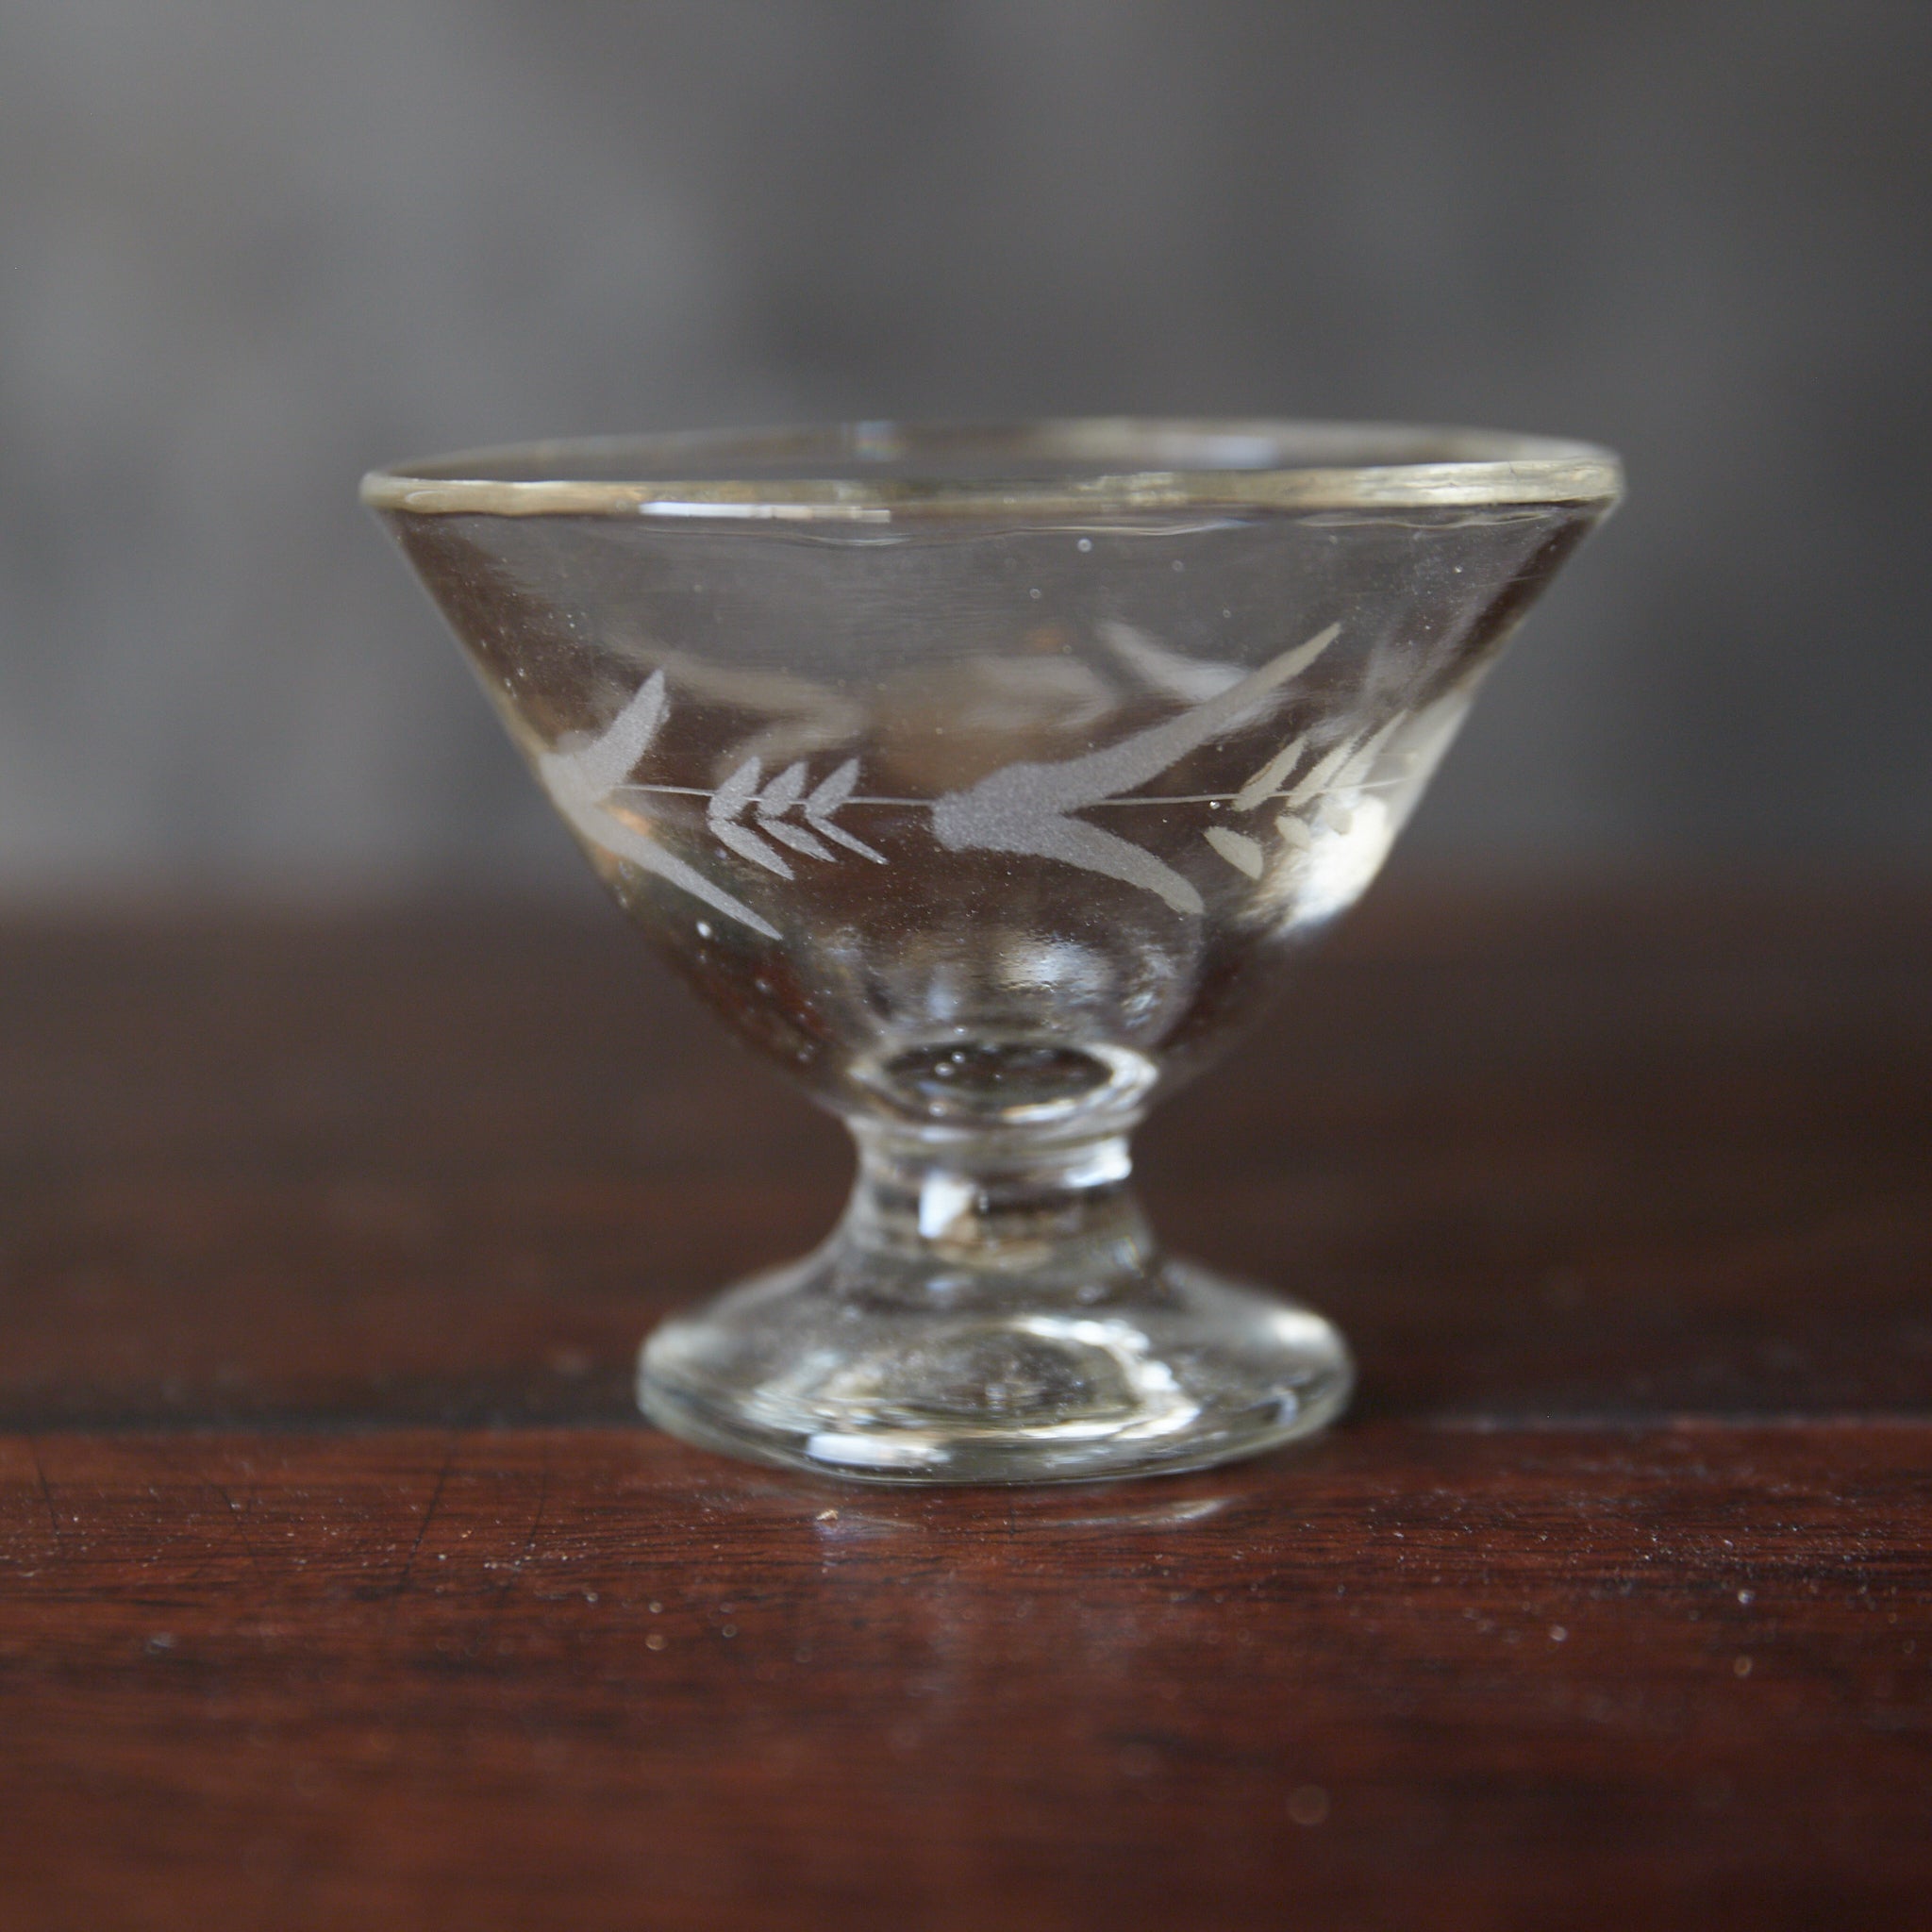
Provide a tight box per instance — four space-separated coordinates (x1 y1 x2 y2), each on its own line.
640 1252 1352 1486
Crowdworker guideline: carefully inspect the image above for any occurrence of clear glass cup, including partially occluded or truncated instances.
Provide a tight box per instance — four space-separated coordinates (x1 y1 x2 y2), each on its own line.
364 419 1621 1483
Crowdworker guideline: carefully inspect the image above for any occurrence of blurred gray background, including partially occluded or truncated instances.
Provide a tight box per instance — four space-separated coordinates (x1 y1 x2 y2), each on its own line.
3 0 1927 895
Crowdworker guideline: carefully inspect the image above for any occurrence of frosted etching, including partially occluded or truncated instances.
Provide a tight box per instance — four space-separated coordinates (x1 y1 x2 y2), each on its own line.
536 671 782 941
928 625 1338 915
708 755 885 874
539 625 1367 937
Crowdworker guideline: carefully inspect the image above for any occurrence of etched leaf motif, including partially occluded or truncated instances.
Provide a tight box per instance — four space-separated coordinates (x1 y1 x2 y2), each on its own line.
1331 714 1405 791
931 624 1340 916
756 760 810 818
1281 734 1361 809
535 626 1359 938
807 759 858 815
535 675 780 941
708 756 794 875
754 762 841 860
574 670 670 797
708 747 886 872
710 755 764 820
803 759 886 862
758 816 838 862
1275 713 1405 842
1204 825 1265 877
1233 734 1309 814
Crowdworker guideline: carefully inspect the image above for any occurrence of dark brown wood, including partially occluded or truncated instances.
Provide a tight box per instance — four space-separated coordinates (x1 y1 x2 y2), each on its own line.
3 1422 1930 1930
0 886 1928 1927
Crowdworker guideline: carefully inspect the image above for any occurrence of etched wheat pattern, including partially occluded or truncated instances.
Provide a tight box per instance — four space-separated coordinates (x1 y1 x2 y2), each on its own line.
1201 708 1404 880
539 623 1384 937
707 755 885 875
534 670 782 941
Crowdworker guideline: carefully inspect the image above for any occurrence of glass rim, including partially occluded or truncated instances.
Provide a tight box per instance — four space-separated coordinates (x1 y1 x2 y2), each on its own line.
360 416 1623 521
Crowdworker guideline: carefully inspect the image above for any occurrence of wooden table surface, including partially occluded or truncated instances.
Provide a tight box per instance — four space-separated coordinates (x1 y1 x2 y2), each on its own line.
1 885 1927 1929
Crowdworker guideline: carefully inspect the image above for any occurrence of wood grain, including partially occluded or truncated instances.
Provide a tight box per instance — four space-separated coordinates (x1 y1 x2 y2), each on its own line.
0 886 1928 1927
2 1423 1928 1930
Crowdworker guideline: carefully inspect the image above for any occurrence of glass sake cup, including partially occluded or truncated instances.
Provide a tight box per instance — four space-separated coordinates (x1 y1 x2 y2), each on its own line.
364 420 1620 1483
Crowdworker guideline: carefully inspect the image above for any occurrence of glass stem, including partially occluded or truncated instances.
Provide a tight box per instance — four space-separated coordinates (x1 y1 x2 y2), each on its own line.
834 1120 1159 1305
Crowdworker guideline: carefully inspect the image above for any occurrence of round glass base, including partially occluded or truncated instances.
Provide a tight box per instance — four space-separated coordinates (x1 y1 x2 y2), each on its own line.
639 1257 1353 1486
